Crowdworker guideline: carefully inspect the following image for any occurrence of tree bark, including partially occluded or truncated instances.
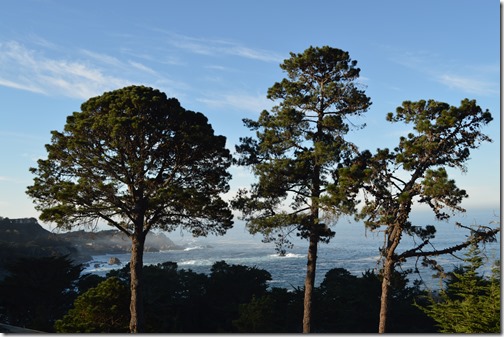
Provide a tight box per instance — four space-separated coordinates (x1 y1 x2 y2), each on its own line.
302 232 319 333
378 257 394 333
129 232 146 333
378 223 402 333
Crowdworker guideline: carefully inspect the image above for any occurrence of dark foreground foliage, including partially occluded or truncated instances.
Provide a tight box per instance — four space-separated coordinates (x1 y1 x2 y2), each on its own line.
0 254 498 333
104 260 272 332
235 267 436 333
0 256 82 332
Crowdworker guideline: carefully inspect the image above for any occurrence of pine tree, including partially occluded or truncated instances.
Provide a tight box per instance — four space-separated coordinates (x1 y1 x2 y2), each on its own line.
336 98 497 332
27 86 233 332
416 243 500 333
232 46 371 332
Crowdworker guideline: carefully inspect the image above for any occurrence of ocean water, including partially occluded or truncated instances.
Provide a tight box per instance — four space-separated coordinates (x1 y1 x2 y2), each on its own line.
82 209 500 290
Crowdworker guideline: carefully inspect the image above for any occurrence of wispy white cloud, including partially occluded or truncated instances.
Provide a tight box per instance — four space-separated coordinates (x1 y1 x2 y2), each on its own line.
0 31 283 107
160 31 283 63
437 74 499 96
0 40 197 100
205 65 234 72
128 61 158 75
0 78 46 94
0 41 131 99
120 47 185 66
80 49 124 67
389 49 498 97
81 49 189 95
27 35 60 50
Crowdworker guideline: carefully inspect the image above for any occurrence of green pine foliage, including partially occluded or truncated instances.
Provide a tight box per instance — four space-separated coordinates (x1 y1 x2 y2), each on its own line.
55 277 130 333
416 243 500 333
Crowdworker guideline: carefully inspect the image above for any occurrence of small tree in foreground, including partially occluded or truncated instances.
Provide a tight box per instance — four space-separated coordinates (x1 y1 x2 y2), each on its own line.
416 243 500 333
337 98 498 333
55 277 130 333
26 85 233 332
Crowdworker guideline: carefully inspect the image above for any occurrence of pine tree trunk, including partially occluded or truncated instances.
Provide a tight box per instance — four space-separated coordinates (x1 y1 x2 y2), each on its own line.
302 114 323 333
129 232 146 333
378 223 402 333
378 257 393 333
302 232 319 333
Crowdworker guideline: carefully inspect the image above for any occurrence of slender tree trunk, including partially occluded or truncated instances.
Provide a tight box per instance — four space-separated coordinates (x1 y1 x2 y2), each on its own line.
378 257 394 333
302 231 319 333
129 232 146 333
302 203 320 333
302 112 324 333
378 224 402 333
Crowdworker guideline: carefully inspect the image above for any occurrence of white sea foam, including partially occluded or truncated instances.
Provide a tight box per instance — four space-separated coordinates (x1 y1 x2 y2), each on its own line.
268 252 304 259
178 259 214 266
183 246 205 251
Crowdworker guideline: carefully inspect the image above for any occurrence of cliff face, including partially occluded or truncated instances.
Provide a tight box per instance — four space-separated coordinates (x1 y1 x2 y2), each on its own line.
0 217 182 268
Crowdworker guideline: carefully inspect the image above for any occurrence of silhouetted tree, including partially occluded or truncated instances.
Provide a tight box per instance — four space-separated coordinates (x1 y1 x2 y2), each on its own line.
75 273 106 294
105 261 271 332
140 262 209 332
234 267 435 333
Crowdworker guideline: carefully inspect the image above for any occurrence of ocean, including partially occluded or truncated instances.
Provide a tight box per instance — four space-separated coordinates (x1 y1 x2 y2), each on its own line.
82 209 500 290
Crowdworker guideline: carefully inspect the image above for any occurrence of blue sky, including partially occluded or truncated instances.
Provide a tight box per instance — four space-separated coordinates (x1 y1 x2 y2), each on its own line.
0 0 500 227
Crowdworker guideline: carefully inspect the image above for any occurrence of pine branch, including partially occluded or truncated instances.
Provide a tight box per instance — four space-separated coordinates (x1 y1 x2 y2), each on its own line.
398 227 500 260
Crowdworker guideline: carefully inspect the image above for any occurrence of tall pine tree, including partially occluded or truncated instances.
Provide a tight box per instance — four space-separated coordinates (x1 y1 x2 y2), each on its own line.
232 46 371 332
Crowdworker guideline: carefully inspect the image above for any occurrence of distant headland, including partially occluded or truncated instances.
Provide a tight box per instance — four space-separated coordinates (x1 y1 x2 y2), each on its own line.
0 217 183 278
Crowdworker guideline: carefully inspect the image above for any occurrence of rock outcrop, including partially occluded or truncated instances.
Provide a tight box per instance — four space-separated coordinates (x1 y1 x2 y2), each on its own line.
108 257 121 265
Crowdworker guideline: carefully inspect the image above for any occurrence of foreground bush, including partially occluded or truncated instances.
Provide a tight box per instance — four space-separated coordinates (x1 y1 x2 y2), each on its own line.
55 277 129 333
